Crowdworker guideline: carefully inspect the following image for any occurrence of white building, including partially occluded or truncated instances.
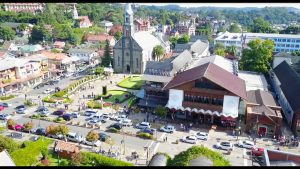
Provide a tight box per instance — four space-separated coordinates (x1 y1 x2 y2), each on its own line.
68 48 98 64
0 150 15 166
100 20 113 33
238 71 269 92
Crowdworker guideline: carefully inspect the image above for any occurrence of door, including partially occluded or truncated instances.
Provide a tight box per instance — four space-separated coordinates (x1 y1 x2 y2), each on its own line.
126 64 130 72
258 126 267 135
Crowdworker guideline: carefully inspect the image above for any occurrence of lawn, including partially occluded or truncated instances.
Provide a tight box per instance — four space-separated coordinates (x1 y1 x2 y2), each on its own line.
117 76 144 90
10 137 53 166
98 90 131 103
48 154 70 166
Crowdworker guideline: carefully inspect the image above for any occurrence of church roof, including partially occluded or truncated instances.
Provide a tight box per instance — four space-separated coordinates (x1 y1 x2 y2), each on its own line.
133 31 162 51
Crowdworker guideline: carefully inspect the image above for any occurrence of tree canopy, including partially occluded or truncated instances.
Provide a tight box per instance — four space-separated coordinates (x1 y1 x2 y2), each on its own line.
177 34 190 44
29 25 51 44
239 39 274 74
250 17 276 33
101 39 113 67
0 25 16 41
229 23 242 33
153 45 164 61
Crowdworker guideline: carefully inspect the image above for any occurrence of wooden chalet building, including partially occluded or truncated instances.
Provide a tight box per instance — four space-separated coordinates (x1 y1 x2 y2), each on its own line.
162 62 247 127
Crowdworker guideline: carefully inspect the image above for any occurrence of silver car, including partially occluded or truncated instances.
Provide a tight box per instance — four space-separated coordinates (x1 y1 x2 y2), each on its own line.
181 135 198 144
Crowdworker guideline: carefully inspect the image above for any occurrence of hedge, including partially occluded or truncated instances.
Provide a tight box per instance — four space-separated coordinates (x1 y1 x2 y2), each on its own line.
10 137 53 166
168 146 231 166
107 127 119 133
0 135 20 153
0 95 15 100
53 90 67 97
80 152 133 166
87 100 102 109
137 132 153 140
127 97 138 109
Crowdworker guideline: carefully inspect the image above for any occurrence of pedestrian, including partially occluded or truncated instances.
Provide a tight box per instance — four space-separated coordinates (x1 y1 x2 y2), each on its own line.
233 129 236 136
83 94 85 98
110 81 112 84
166 136 168 142
254 139 256 145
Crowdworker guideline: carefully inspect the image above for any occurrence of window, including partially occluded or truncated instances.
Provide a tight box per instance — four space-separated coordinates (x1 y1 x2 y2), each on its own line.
286 44 290 47
296 45 299 48
126 52 129 56
296 40 300 43
136 58 139 68
282 39 286 42
287 39 291 42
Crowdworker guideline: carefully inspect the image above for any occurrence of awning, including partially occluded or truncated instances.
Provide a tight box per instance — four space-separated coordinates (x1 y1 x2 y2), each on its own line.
166 89 184 109
222 95 239 118
136 89 145 99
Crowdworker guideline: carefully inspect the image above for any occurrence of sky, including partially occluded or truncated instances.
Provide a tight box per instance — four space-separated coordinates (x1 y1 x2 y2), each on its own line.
137 3 300 9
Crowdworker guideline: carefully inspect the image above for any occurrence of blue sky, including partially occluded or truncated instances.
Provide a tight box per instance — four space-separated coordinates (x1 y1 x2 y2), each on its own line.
137 3 300 9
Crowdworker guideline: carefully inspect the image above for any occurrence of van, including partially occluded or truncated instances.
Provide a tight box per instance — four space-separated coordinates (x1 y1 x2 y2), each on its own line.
66 132 83 143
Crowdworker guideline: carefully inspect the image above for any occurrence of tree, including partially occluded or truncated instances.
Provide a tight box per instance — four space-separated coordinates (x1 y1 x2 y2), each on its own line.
70 152 82 166
214 48 225 56
114 31 122 41
152 45 164 61
280 25 300 34
169 36 178 48
251 17 275 33
112 104 120 112
226 45 237 56
239 39 274 74
177 34 190 44
86 130 99 142
95 66 104 75
45 124 57 135
29 25 51 44
155 105 167 119
17 23 27 31
291 51 300 56
23 122 33 132
6 119 15 127
0 25 16 41
102 86 107 95
101 39 113 67
229 23 241 33
214 42 225 50
55 125 69 137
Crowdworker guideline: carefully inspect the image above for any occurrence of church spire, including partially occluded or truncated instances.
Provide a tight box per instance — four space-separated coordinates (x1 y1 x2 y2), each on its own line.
123 3 134 37
73 4 78 19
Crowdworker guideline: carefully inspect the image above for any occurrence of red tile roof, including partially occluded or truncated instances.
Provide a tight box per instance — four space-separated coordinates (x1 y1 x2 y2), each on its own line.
78 16 92 27
109 25 122 35
85 33 114 42
163 62 247 99
55 141 79 153
40 51 68 61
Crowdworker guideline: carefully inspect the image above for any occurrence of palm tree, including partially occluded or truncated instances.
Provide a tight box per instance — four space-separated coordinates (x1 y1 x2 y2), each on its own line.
152 45 164 61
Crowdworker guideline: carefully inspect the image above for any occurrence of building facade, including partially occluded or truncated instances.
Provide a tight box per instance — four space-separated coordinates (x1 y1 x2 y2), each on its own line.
3 3 44 13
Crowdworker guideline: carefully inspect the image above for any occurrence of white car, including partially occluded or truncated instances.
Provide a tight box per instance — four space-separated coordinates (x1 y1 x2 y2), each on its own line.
216 141 234 151
136 122 151 129
109 114 118 120
0 102 12 107
0 114 11 120
181 135 198 144
101 116 109 123
238 140 255 149
66 132 84 143
119 119 132 127
195 132 209 140
83 110 97 116
43 88 54 94
87 119 102 127
16 108 28 114
159 125 175 133
82 139 102 147
92 114 103 121
65 73 73 77
48 133 64 140
116 115 128 122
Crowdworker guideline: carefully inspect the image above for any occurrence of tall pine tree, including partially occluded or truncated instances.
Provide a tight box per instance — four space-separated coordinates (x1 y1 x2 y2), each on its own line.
101 39 113 67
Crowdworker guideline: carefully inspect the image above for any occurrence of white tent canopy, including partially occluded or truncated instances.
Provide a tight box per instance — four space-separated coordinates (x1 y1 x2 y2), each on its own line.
222 95 240 118
166 89 184 109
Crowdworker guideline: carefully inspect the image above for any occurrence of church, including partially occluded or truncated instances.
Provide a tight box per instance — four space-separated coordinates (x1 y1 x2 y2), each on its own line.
113 4 169 74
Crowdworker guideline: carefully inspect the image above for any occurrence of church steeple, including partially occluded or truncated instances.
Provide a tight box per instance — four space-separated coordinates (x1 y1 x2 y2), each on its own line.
73 4 78 19
123 3 134 37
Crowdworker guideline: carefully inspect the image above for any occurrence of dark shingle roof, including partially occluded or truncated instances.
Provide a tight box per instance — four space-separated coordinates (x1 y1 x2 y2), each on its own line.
163 62 247 99
273 61 300 112
247 90 279 107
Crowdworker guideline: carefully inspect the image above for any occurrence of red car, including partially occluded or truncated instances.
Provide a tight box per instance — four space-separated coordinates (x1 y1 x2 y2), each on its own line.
53 109 66 116
8 124 23 131
251 147 264 157
0 106 4 111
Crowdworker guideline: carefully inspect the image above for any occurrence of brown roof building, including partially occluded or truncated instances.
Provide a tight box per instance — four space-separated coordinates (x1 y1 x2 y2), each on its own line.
162 62 246 126
245 89 282 137
109 24 123 36
54 141 79 160
84 33 116 47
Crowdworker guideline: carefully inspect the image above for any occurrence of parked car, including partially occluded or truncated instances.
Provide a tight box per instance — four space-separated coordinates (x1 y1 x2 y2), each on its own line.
82 138 102 147
62 114 74 121
0 106 4 111
109 123 122 130
136 122 151 129
137 128 156 135
37 107 50 116
251 147 264 157
87 119 102 126
159 125 175 133
65 73 74 77
99 132 111 142
8 124 23 131
70 112 80 118
15 105 26 110
47 133 64 140
0 102 12 107
35 128 46 136
92 114 103 121
0 114 11 120
195 132 209 140
216 141 234 151
83 110 97 116
53 109 66 116
116 115 128 122
16 108 28 114
66 132 84 143
43 88 54 94
109 114 118 120
119 119 132 127
181 135 198 144
238 140 255 149
10 132 23 139
101 116 109 123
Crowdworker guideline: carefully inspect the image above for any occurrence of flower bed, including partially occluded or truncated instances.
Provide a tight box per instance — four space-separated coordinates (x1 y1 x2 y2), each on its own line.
96 90 131 104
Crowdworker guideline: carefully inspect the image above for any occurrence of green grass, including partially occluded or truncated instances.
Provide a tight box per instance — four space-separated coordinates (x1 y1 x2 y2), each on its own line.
80 152 133 166
10 137 53 166
99 90 131 103
48 154 71 166
0 95 15 100
168 145 231 166
117 76 144 90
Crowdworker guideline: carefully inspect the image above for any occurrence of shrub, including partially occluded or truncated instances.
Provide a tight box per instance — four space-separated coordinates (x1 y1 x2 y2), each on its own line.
127 97 137 109
54 117 65 123
21 141 31 148
107 127 119 133
0 135 20 153
24 99 36 107
80 152 133 166
53 90 67 97
0 95 15 100
23 122 33 132
86 130 99 142
137 132 153 140
87 100 102 109
168 145 231 166
7 119 15 127
31 114 41 119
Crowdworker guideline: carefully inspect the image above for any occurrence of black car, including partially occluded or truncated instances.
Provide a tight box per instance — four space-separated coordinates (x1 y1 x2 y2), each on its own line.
138 128 156 135
62 114 74 121
15 105 26 110
99 132 111 142
35 128 46 136
109 123 122 130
